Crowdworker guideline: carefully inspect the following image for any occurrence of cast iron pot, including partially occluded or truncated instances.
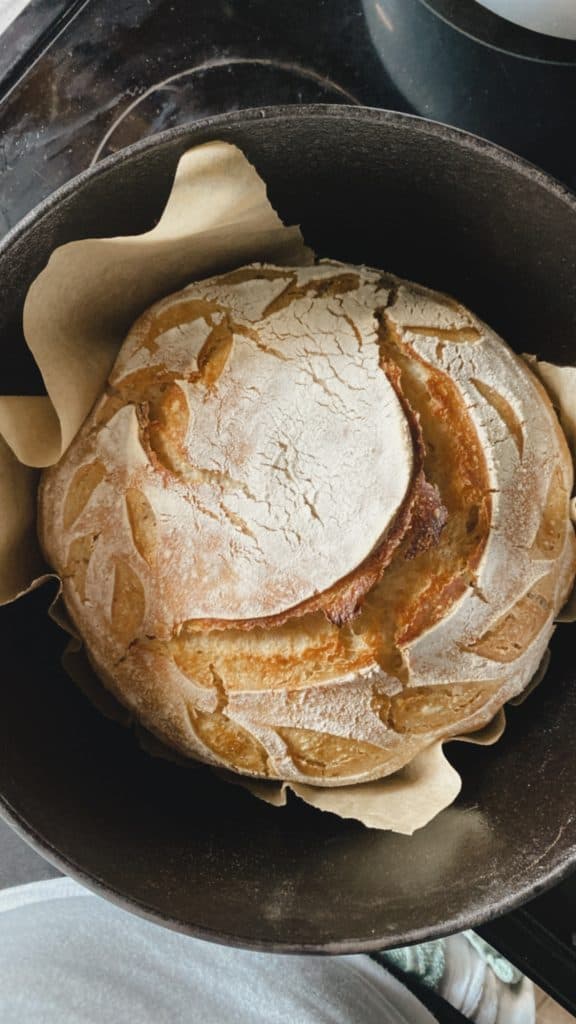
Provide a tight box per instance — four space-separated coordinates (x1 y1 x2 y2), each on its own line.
1 106 575 952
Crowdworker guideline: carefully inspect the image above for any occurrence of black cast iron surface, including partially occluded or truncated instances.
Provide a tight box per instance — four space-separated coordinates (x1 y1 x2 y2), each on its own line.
0 110 576 965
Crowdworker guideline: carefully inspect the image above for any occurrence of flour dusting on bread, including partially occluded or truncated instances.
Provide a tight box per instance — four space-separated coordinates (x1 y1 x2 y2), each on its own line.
39 263 576 786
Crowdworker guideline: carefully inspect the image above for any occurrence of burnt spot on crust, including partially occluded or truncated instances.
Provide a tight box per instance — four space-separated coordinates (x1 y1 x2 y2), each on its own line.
404 479 448 561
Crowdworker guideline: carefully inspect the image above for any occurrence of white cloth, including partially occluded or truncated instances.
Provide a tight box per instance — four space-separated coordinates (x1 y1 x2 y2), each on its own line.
0 0 29 36
0 878 437 1024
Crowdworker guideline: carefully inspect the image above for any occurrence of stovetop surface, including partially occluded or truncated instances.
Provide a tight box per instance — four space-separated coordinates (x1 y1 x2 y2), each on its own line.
0 0 405 234
2 0 576 234
0 0 575 1013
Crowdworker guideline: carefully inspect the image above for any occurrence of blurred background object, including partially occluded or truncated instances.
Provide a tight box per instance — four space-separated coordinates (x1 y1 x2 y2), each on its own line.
0 0 28 35
475 0 576 40
363 0 576 182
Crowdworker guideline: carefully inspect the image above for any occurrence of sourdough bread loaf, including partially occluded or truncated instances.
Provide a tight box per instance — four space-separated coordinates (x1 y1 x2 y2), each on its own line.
38 262 576 785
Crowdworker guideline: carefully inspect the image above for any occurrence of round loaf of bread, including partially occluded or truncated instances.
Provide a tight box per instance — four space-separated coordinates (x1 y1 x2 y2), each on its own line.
38 262 576 786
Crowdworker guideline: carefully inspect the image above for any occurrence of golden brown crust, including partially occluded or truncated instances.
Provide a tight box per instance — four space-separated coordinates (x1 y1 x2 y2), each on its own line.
38 262 576 787
357 308 493 661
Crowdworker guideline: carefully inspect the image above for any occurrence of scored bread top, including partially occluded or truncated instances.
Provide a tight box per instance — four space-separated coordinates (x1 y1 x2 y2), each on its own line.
38 262 576 787
97 263 418 627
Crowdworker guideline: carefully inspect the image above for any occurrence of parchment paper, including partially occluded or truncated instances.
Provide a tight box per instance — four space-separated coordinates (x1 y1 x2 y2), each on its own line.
218 744 462 834
0 141 573 833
